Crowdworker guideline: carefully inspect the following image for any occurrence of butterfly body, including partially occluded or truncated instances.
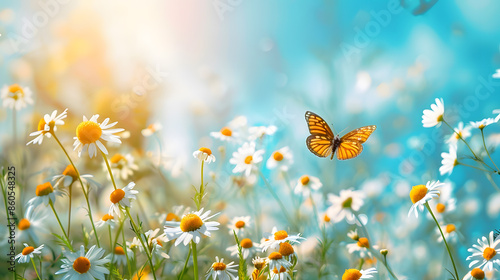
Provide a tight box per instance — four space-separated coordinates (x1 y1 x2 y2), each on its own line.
305 111 376 160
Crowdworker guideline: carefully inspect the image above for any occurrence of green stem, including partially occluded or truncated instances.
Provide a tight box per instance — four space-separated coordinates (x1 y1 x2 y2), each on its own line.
192 241 199 280
177 247 192 280
67 184 72 239
481 129 500 172
101 151 118 190
309 192 321 231
31 258 41 280
485 173 500 193
49 200 73 251
457 162 493 173
426 203 459 280
258 171 293 226
52 133 101 248
13 109 17 144
197 161 204 210
122 226 133 278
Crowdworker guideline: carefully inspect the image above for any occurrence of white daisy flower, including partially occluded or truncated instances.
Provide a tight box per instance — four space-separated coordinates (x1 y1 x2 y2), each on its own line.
466 231 500 271
267 252 292 272
205 256 238 280
17 206 48 243
270 266 292 280
277 242 297 260
470 118 498 130
1 84 33 110
347 229 359 240
164 208 220 246
326 189 365 224
95 214 117 228
55 245 110 280
15 243 44 263
266 146 293 172
73 114 124 158
27 182 63 209
230 142 264 176
145 228 170 260
227 238 259 259
108 182 139 217
436 223 460 244
227 216 251 235
294 175 322 197
346 237 378 258
157 205 190 225
126 237 142 251
428 183 456 218
142 122 162 137
422 98 444 128
52 164 96 189
210 116 247 142
439 145 458 176
106 246 133 267
341 268 377 279
103 153 139 180
446 122 471 148
319 212 333 228
248 125 277 141
252 257 267 271
193 147 216 163
260 227 306 252
463 268 486 280
26 109 68 145
408 181 443 218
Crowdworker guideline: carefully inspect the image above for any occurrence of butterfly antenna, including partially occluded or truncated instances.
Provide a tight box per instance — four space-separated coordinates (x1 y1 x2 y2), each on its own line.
330 123 338 135
337 127 349 136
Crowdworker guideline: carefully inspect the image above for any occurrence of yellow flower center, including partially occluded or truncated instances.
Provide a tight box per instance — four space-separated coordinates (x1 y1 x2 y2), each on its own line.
147 123 155 130
76 121 102 144
110 154 127 164
110 189 125 204
471 268 485 279
22 246 35 255
357 237 370 248
323 214 331 222
409 184 428 204
212 262 226 271
436 203 446 213
479 124 486 129
437 114 444 123
102 214 114 221
342 269 362 280
240 238 253 248
244 155 253 164
18 218 31 230
35 182 54 197
272 266 287 273
279 242 294 256
342 197 353 208
274 230 288 240
199 147 212 155
37 118 55 134
268 252 283 260
62 165 78 180
73 256 91 274
180 214 203 232
273 151 284 161
220 127 232 136
445 224 456 233
114 246 125 255
166 213 181 222
155 239 163 247
300 175 310 185
8 84 24 100
483 247 496 260
235 220 245 228
455 131 462 140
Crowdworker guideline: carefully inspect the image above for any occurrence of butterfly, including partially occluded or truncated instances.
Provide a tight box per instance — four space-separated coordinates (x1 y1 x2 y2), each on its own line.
305 111 376 160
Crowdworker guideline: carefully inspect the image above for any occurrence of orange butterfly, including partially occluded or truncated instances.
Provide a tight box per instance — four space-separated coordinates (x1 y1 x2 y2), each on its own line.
305 111 376 160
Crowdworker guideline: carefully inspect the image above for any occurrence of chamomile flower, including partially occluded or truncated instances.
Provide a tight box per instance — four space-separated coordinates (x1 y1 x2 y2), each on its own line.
106 246 133 266
27 182 63 209
470 118 497 130
428 183 456 218
205 256 238 280
127 237 142 251
227 238 259 259
142 122 162 137
260 227 306 252
230 142 264 176
164 208 220 246
267 252 292 271
55 245 110 280
17 206 48 243
103 153 139 180
73 114 124 158
446 122 471 148
95 214 117 228
440 145 458 176
463 268 486 280
210 116 247 142
52 164 96 189
26 109 68 145
1 84 33 110
466 231 500 271
294 175 322 197
266 146 293 171
248 125 277 141
270 266 292 280
341 268 377 279
326 189 365 224
15 243 44 263
436 223 460 243
145 228 170 260
227 216 251 235
108 182 138 217
346 237 377 258
408 181 442 218
278 242 297 260
193 147 216 163
422 98 444 128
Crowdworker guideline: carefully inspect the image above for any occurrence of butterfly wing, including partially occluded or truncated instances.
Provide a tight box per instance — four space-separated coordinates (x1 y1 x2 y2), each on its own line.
306 135 334 158
305 111 334 138
336 125 376 160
